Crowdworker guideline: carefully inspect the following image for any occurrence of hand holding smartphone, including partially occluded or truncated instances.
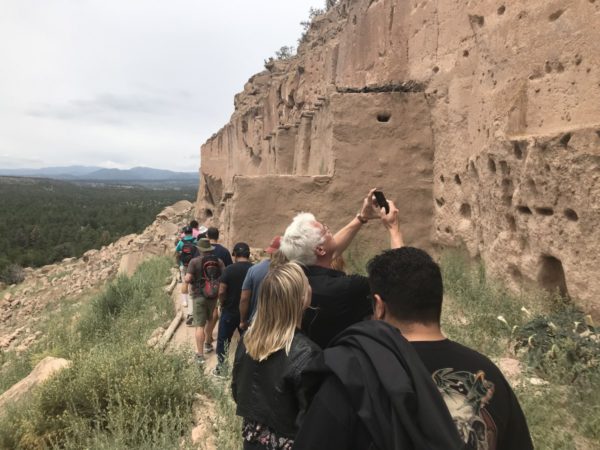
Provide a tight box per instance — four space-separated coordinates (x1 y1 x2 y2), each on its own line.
373 190 390 214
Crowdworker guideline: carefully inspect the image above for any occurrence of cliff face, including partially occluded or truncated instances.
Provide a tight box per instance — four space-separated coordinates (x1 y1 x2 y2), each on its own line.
197 0 600 313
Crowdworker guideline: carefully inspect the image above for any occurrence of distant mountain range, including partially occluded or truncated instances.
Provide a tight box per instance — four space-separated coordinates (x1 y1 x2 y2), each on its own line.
0 166 198 184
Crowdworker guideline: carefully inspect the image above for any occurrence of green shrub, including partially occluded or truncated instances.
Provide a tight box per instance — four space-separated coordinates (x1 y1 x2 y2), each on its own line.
515 308 599 384
0 346 201 449
0 264 25 285
0 257 205 449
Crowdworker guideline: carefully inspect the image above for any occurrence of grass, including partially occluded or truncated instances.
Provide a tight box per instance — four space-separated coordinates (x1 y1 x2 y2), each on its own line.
0 257 206 450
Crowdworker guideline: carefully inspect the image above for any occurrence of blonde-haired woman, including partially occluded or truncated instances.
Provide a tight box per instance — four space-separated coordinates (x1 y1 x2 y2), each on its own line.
232 262 320 450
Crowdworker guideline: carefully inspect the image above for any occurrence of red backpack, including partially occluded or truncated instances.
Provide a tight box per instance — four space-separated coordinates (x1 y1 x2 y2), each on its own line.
201 255 221 299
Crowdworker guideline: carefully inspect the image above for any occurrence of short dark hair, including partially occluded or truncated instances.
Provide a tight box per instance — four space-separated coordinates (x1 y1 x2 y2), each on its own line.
233 242 250 258
367 247 443 325
190 220 199 229
207 227 219 240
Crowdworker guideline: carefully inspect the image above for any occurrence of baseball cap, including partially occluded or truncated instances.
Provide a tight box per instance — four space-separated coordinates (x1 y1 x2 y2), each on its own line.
265 236 281 254
233 242 250 257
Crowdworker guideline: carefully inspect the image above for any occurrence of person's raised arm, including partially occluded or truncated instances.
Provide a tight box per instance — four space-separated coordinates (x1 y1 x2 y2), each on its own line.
333 188 380 258
380 199 403 249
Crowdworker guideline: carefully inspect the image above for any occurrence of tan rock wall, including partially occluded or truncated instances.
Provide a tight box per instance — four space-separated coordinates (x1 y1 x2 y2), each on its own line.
196 0 600 313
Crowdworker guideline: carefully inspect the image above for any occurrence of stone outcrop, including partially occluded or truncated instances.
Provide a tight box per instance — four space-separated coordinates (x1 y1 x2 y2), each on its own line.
0 200 195 352
195 0 600 314
0 357 71 412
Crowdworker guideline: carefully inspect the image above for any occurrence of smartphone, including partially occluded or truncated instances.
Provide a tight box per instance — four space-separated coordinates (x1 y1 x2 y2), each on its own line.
373 190 390 214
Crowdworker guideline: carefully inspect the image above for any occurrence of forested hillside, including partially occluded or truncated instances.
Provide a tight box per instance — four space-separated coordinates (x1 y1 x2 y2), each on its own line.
0 177 196 282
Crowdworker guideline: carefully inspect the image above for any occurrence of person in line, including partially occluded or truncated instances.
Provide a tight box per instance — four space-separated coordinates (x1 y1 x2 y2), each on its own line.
175 226 198 324
365 247 533 449
179 220 207 239
293 205 463 450
239 236 281 331
280 188 403 348
231 263 320 450
205 226 233 350
207 226 233 266
185 238 225 363
214 242 253 377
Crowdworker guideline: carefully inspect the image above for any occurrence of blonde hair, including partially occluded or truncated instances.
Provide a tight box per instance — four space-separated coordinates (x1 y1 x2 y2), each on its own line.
244 262 308 361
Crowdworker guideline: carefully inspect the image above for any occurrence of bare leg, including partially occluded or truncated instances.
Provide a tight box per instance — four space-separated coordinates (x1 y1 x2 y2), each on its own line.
205 307 219 345
195 325 205 355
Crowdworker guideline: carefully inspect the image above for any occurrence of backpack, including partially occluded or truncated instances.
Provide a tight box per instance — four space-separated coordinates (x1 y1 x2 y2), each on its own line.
201 255 221 299
179 241 197 267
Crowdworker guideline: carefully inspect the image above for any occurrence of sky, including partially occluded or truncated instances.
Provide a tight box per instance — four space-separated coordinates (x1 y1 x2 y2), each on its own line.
0 0 323 172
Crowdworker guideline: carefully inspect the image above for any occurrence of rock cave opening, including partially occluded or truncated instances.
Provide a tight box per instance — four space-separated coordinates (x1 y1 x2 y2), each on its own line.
517 205 532 215
513 141 526 160
538 255 569 298
205 208 213 218
377 112 391 123
559 132 572 147
454 174 462 185
535 207 554 216
564 208 579 221
459 203 472 219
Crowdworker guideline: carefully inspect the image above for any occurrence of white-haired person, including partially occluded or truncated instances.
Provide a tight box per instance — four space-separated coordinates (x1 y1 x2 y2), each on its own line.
231 262 320 450
280 188 403 348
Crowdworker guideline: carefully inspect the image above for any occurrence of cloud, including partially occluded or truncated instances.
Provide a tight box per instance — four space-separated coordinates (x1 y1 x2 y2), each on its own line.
0 154 44 169
26 91 187 125
98 160 129 169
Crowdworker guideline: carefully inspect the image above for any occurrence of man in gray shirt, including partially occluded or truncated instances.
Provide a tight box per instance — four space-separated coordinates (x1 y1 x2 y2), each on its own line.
239 236 281 331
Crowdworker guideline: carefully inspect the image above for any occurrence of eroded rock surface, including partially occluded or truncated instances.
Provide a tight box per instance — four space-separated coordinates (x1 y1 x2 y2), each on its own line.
196 0 600 314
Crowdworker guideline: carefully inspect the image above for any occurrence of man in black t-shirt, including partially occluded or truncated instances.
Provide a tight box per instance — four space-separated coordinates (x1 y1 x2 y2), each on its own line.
296 247 532 450
366 247 533 450
207 227 233 266
213 242 252 376
280 188 404 348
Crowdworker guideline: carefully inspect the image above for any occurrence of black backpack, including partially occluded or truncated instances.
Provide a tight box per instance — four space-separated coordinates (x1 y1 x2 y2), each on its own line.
201 255 221 299
179 242 197 267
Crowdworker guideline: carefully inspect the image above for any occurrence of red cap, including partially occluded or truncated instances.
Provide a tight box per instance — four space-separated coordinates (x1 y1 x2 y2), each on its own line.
265 236 281 254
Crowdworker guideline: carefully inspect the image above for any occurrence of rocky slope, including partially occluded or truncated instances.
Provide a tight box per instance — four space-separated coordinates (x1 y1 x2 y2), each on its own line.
0 201 194 352
196 0 600 314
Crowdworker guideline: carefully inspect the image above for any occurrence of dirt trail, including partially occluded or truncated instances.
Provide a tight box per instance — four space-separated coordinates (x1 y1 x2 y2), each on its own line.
168 280 240 449
169 285 219 372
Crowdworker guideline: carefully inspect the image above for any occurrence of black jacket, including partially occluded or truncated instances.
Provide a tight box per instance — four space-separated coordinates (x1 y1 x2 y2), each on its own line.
294 321 464 450
231 331 321 439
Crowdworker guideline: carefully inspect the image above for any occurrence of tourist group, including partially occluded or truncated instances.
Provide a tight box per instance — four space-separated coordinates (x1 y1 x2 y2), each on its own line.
174 188 533 450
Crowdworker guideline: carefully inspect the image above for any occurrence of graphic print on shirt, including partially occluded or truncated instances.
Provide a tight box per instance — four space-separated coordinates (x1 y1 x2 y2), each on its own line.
432 368 498 450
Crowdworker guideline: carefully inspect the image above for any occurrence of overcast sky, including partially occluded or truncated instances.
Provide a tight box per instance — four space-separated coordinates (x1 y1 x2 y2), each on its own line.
0 0 322 172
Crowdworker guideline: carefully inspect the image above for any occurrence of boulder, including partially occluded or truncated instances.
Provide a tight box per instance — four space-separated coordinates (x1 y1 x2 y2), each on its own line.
0 357 71 413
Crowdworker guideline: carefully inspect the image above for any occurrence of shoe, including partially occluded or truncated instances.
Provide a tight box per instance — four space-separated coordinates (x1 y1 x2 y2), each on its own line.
195 354 205 365
186 315 194 326
211 368 226 379
204 343 214 353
